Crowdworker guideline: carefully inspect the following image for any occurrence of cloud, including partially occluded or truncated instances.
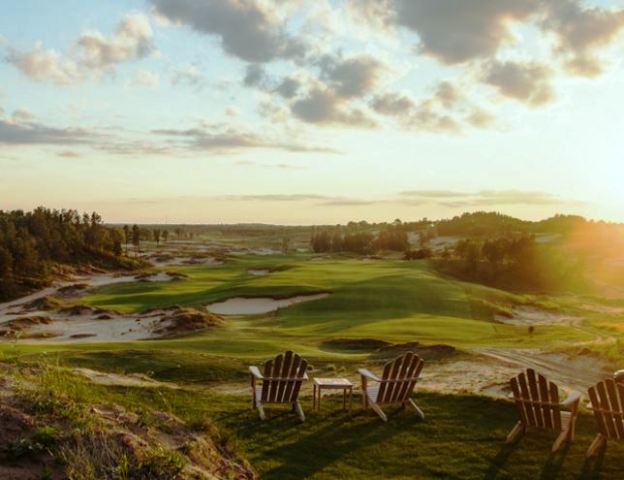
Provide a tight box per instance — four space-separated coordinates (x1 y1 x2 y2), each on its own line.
11 109 36 123
243 64 301 98
219 193 376 206
132 68 160 88
320 54 385 99
541 0 624 77
8 45 82 86
398 189 580 207
171 65 208 90
9 13 154 85
372 81 489 133
0 117 96 145
484 61 555 106
291 88 377 127
393 0 536 64
76 13 154 70
57 150 82 158
371 92 414 116
153 123 338 153
150 0 306 62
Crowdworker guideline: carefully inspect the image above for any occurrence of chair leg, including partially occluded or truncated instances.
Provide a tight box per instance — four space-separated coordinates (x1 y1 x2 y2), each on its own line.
294 401 305 422
586 434 606 458
407 399 425 419
369 401 388 422
505 421 525 444
257 402 266 421
552 430 569 453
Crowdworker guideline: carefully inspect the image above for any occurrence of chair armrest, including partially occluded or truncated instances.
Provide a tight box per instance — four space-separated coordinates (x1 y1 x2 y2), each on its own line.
249 366 263 380
358 368 381 382
561 390 581 408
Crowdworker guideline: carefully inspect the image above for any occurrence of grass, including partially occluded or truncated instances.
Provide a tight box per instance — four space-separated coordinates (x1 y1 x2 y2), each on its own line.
6 360 623 480
67 255 602 357
1 253 623 478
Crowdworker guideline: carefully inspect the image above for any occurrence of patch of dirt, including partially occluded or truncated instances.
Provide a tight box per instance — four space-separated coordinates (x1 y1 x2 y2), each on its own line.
320 338 391 352
494 306 580 326
373 342 458 362
477 348 611 393
58 305 116 317
56 283 89 297
0 366 254 479
0 316 54 338
73 368 180 389
21 296 63 312
152 307 222 338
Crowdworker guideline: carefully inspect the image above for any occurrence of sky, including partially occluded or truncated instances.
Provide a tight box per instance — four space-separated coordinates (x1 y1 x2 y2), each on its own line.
1 0 623 225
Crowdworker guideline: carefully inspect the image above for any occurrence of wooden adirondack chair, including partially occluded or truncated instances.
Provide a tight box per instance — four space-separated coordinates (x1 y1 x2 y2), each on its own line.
249 351 308 421
586 378 624 457
358 352 425 422
506 369 581 453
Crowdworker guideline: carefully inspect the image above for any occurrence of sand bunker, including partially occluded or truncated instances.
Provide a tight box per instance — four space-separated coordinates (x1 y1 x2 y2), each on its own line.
206 293 329 315
495 306 580 326
248 269 270 276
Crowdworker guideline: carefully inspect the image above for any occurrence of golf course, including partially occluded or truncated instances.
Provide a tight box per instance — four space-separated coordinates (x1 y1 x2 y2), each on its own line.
1 228 623 479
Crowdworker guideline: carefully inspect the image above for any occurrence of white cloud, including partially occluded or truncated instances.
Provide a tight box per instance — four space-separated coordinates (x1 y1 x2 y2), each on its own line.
9 13 154 86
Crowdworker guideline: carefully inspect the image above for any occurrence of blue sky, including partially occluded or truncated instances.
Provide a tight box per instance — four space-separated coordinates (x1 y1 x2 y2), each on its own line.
1 0 623 224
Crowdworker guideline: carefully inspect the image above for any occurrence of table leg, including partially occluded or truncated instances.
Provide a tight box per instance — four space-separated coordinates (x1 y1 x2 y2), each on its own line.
313 384 317 410
343 389 346 411
349 387 352 414
318 387 321 411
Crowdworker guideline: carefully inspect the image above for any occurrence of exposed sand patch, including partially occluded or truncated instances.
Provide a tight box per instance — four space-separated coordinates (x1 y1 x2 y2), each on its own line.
73 368 180 389
477 348 610 393
495 306 580 326
248 269 270 276
206 293 330 315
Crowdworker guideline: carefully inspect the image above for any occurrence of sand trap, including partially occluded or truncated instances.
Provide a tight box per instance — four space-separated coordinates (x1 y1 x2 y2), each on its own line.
248 269 270 276
73 368 179 389
495 306 579 326
206 293 329 315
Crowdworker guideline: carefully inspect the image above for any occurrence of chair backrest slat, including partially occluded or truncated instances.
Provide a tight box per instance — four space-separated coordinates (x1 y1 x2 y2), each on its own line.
588 385 608 437
527 369 545 428
597 381 618 439
376 352 423 405
517 374 535 426
510 369 562 431
394 353 417 403
538 373 554 430
550 382 561 431
260 351 307 405
606 380 624 440
590 379 624 441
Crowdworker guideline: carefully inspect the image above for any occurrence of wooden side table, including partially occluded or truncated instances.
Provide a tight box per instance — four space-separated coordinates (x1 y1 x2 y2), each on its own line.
313 378 353 413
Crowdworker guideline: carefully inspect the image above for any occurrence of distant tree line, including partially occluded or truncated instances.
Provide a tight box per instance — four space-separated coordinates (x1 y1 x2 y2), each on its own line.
0 208 139 300
310 224 409 254
434 233 580 292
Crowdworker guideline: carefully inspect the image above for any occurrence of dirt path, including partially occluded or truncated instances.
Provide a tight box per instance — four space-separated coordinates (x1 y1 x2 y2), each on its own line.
476 348 611 393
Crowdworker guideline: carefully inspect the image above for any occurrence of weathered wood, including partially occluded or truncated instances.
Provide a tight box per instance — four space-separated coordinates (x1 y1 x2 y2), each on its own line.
587 378 624 457
506 421 525 444
586 433 607 458
359 352 424 421
249 351 308 421
507 369 580 452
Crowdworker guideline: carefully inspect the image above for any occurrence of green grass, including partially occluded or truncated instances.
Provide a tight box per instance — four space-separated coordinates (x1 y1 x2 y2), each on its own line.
68 255 599 357
10 362 623 480
2 254 622 478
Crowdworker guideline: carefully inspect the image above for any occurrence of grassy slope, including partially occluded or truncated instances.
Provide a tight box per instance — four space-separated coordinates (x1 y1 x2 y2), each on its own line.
9 361 622 480
73 255 596 356
1 254 621 479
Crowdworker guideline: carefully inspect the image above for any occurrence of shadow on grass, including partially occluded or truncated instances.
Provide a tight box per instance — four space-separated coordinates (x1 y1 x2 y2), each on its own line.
580 448 606 480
